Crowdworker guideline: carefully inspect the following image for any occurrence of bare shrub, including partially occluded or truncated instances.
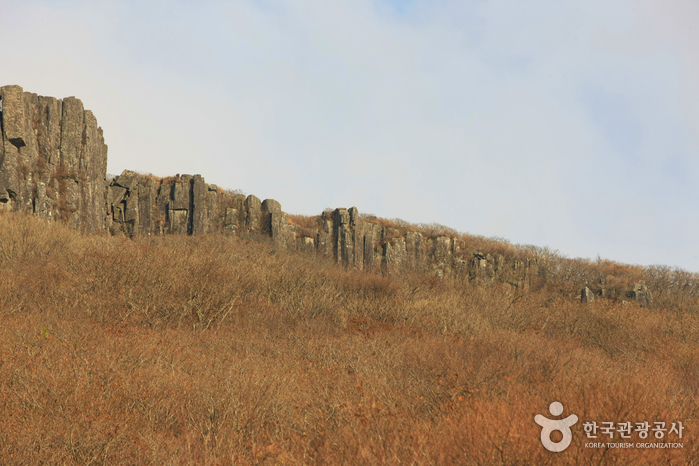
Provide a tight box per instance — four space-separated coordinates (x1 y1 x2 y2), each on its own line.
0 212 697 464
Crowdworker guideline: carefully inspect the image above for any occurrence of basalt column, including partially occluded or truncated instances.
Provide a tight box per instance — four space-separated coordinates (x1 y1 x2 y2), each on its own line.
0 85 108 232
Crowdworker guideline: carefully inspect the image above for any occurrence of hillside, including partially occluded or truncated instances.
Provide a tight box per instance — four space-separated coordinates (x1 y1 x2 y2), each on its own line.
1 211 697 464
2 84 698 463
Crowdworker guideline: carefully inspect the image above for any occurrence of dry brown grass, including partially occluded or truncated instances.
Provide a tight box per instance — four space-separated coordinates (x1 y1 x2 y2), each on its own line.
0 212 698 464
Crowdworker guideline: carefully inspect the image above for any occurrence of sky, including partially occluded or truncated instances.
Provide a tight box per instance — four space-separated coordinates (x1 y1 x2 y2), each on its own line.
1 0 698 271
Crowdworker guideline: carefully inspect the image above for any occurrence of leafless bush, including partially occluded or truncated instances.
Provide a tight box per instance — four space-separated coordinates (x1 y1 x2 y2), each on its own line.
0 212 697 464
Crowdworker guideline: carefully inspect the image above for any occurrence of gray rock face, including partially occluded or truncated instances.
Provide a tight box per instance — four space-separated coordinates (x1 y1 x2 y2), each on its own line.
262 198 292 247
191 175 208 235
104 170 301 245
581 287 595 304
1 85 26 148
628 281 653 307
330 207 397 272
431 236 452 277
317 208 544 286
334 208 352 266
406 231 425 272
472 253 488 271
6 86 640 302
383 236 409 275
0 85 108 232
245 195 262 233
224 208 238 236
317 212 334 258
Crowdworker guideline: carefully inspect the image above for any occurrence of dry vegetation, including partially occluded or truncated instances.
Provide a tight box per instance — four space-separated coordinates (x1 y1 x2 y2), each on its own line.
1 212 698 464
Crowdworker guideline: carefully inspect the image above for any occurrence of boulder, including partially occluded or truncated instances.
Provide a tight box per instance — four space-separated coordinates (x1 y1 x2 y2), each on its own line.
628 281 653 307
581 287 595 304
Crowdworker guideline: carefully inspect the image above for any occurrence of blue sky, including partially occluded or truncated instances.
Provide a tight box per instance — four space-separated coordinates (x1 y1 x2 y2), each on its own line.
1 0 698 271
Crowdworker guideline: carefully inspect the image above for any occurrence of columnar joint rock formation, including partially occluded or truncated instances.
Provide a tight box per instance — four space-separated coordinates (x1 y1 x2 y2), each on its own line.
579 281 653 307
1 86 654 304
0 86 547 289
105 170 297 244
0 85 107 232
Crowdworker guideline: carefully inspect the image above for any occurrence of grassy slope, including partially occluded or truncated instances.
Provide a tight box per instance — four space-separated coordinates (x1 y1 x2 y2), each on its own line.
0 212 697 465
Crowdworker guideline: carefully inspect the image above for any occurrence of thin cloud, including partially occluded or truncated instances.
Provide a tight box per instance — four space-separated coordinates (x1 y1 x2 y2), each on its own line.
0 0 697 270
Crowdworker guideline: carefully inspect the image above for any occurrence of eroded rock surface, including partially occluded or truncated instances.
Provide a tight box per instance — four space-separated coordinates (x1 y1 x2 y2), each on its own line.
3 85 626 297
106 171 297 244
0 85 107 232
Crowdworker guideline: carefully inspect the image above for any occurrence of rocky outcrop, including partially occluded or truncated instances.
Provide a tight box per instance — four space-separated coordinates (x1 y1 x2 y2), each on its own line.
0 86 301 244
628 281 653 307
0 85 107 232
282 206 541 287
0 85 609 296
105 170 297 243
579 281 653 307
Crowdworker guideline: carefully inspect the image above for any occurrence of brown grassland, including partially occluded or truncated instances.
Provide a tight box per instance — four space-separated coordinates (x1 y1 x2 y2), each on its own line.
0 212 698 465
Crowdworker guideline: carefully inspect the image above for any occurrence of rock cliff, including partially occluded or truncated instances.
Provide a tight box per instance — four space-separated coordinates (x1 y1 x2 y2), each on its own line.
0 85 545 290
2 85 651 303
105 170 297 247
0 85 107 232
